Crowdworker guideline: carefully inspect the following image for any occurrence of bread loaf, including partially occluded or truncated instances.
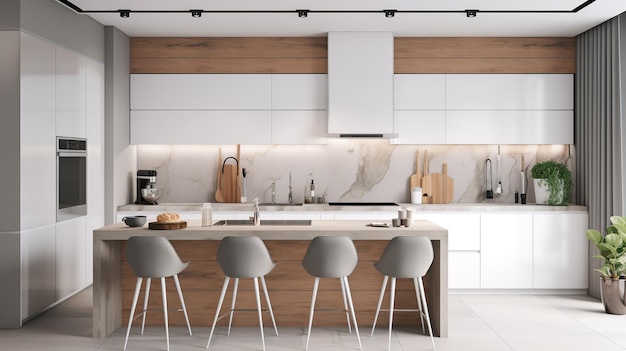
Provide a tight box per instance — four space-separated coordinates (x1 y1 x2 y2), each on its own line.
156 212 181 223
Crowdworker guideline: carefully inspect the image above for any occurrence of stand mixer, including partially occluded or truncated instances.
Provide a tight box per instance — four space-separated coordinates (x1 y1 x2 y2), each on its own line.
135 170 160 204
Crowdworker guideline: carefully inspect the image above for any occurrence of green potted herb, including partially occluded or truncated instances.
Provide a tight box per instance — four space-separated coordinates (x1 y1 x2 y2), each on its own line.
530 160 573 205
587 216 626 314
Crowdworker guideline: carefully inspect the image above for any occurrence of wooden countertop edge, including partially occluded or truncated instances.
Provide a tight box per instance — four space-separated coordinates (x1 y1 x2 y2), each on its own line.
94 220 448 241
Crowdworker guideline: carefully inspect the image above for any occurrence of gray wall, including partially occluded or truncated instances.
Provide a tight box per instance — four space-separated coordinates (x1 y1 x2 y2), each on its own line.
21 0 105 62
105 26 136 225
0 32 21 230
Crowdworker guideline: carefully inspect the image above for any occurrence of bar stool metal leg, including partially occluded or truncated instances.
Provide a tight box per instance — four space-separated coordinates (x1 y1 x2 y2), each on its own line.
370 275 389 337
343 277 362 351
413 278 426 333
305 277 320 351
388 277 396 351
140 277 151 335
339 277 352 334
173 274 192 336
206 276 231 349
124 277 143 351
417 277 436 350
253 277 266 351
227 278 239 336
261 276 279 336
161 277 170 351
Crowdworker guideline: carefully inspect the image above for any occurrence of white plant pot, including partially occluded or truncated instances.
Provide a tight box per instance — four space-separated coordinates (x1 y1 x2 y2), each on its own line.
533 178 564 205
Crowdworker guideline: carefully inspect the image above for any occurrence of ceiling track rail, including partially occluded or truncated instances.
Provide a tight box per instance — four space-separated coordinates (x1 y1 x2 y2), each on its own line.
56 0 597 16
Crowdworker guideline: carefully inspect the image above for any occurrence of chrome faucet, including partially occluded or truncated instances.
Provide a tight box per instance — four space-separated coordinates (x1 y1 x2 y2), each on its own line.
288 172 293 204
252 198 260 226
271 181 276 204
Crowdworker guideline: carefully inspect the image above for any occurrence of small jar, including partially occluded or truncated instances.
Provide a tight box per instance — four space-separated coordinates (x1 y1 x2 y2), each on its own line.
202 203 213 227
411 187 423 204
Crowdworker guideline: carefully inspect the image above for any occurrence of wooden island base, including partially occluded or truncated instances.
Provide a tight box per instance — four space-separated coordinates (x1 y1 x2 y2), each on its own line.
94 220 448 338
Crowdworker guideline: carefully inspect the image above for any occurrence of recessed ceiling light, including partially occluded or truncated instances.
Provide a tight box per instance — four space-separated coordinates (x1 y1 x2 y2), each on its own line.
465 9 478 18
384 10 397 18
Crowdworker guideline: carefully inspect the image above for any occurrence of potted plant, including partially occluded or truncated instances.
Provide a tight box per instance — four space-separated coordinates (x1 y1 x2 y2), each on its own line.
530 160 573 205
586 216 626 314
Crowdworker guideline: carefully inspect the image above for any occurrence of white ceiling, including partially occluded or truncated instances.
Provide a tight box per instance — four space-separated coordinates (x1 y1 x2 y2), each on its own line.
64 0 626 37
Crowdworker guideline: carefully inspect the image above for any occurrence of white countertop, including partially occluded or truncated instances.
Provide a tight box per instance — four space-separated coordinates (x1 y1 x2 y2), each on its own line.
118 202 587 213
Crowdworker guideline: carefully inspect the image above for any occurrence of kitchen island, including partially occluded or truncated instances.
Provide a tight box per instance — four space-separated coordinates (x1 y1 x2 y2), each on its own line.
93 220 448 339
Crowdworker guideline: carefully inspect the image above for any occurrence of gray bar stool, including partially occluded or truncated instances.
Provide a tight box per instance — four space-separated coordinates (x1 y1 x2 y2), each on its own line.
370 236 436 351
302 236 362 351
123 236 192 351
206 236 278 351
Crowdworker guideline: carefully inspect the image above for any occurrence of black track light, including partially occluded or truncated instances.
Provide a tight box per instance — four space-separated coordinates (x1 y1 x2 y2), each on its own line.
465 9 478 18
297 9 309 18
384 9 396 18
119 9 130 18
191 10 202 18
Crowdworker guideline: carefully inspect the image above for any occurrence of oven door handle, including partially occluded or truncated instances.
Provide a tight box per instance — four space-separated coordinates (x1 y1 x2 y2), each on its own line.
57 152 86 157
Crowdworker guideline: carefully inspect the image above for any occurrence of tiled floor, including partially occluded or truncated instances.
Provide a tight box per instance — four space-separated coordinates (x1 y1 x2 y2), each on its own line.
2 287 626 350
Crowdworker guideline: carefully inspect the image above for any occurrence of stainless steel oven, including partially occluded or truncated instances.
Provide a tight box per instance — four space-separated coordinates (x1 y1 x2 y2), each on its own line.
57 137 87 221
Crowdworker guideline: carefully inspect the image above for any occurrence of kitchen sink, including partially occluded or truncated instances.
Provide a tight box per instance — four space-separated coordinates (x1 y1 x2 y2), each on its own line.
213 219 312 226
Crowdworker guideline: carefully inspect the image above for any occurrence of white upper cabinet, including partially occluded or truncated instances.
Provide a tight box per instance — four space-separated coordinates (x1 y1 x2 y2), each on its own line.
131 74 271 110
327 32 394 135
131 110 272 144
393 111 446 144
394 74 446 110
55 47 86 138
271 111 327 144
20 33 57 229
446 110 573 144
271 74 326 110
446 74 573 110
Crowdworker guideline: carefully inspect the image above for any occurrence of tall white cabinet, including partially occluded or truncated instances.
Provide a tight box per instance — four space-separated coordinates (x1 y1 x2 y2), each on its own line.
15 32 104 325
19 32 57 321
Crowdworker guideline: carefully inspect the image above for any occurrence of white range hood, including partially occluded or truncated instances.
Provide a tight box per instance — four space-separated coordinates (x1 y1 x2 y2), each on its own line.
327 32 397 138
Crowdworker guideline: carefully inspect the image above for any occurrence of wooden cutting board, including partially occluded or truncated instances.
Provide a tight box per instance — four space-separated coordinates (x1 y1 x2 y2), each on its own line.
215 148 224 203
221 164 237 203
149 221 187 230
409 150 421 190
235 144 241 202
443 163 454 203
421 150 433 203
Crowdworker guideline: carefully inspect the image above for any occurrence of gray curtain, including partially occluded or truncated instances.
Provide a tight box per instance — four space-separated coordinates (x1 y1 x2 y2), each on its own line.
576 14 625 298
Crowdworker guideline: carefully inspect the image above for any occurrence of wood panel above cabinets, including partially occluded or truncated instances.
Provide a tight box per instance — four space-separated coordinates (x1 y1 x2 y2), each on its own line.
131 37 328 74
130 37 574 75
394 37 576 74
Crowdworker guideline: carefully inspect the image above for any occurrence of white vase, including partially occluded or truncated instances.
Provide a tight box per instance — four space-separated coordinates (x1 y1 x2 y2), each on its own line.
533 178 564 205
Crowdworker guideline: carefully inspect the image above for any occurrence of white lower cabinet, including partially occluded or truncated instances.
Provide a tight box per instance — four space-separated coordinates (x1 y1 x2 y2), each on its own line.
450 252 481 289
481 213 533 289
412 213 481 289
533 213 588 289
55 218 87 301
21 226 56 320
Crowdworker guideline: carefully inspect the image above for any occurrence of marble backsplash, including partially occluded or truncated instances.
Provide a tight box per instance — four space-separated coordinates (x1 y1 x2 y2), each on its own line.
136 141 575 205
